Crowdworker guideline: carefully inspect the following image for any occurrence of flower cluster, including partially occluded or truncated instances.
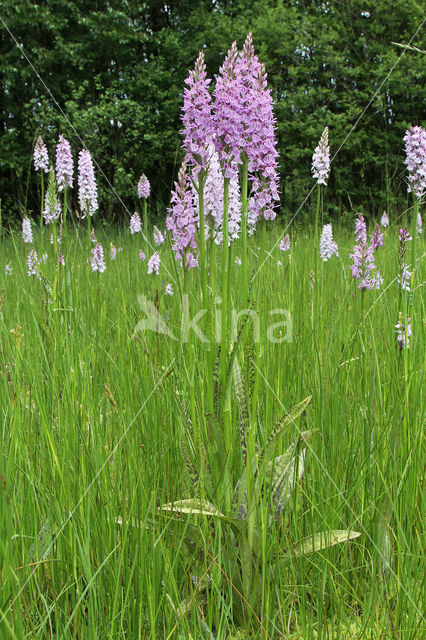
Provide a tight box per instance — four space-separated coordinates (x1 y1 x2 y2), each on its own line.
56 135 73 190
349 219 383 290
417 213 423 235
90 243 106 273
78 150 98 217
237 35 279 220
399 227 412 243
137 173 150 198
153 226 165 246
192 143 242 245
166 162 198 268
370 223 384 249
398 264 412 292
33 136 49 172
147 251 160 275
403 125 426 199
280 234 290 252
181 51 213 177
380 211 389 228
5 264 12 276
212 41 243 178
355 214 367 243
312 127 330 186
22 217 33 243
319 223 338 261
43 168 61 224
165 283 174 296
395 314 412 350
130 212 142 234
139 250 146 262
27 250 41 279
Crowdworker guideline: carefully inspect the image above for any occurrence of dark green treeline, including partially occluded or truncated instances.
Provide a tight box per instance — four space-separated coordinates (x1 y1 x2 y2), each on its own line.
1 0 425 225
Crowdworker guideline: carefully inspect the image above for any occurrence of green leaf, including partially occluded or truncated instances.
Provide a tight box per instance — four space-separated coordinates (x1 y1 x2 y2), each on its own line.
259 396 313 462
159 499 224 518
289 530 361 557
268 449 306 525
233 357 249 464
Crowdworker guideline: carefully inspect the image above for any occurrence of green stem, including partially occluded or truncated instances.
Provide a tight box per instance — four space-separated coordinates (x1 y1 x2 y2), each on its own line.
241 154 249 309
411 197 418 286
198 174 208 306
143 199 148 244
40 172 45 229
221 177 231 512
221 177 230 388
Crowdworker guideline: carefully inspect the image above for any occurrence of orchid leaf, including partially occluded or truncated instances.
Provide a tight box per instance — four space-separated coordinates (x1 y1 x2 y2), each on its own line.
283 530 361 560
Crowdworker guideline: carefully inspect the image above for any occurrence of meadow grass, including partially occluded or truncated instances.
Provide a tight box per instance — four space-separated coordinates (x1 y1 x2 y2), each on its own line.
0 220 424 639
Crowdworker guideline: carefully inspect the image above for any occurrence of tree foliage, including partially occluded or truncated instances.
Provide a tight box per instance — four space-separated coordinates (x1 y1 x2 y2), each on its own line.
1 0 425 225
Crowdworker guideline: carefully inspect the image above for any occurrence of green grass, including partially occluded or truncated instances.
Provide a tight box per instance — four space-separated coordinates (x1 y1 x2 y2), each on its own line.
0 219 424 639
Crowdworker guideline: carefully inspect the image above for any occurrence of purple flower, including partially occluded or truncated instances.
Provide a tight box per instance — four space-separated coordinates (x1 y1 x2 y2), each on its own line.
349 241 382 290
165 283 174 296
280 234 290 252
403 125 426 199
139 250 146 262
147 251 160 275
237 35 279 221
166 161 198 269
192 143 242 245
312 127 330 186
395 314 412 350
55 135 73 190
137 173 150 198
78 149 98 217
398 264 412 291
320 223 338 261
110 245 117 260
181 51 213 176
22 217 33 243
27 250 41 279
370 223 384 249
43 198 61 224
5 264 12 276
212 41 243 178
153 226 165 246
234 256 242 265
33 136 49 172
90 243 106 273
417 213 422 235
130 212 142 234
399 227 412 243
355 214 367 243
43 168 61 224
380 211 389 228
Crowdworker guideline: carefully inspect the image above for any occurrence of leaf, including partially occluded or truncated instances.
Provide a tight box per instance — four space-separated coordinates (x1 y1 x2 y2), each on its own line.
269 449 306 525
29 518 53 562
213 346 221 421
290 530 361 556
159 499 225 518
259 396 312 462
233 357 249 464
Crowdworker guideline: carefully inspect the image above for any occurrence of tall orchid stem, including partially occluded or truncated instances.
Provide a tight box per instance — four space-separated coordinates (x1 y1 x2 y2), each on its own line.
312 184 321 329
87 204 91 270
221 177 230 385
40 172 45 229
221 176 231 512
143 199 148 244
198 174 208 306
411 197 418 286
241 154 249 308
